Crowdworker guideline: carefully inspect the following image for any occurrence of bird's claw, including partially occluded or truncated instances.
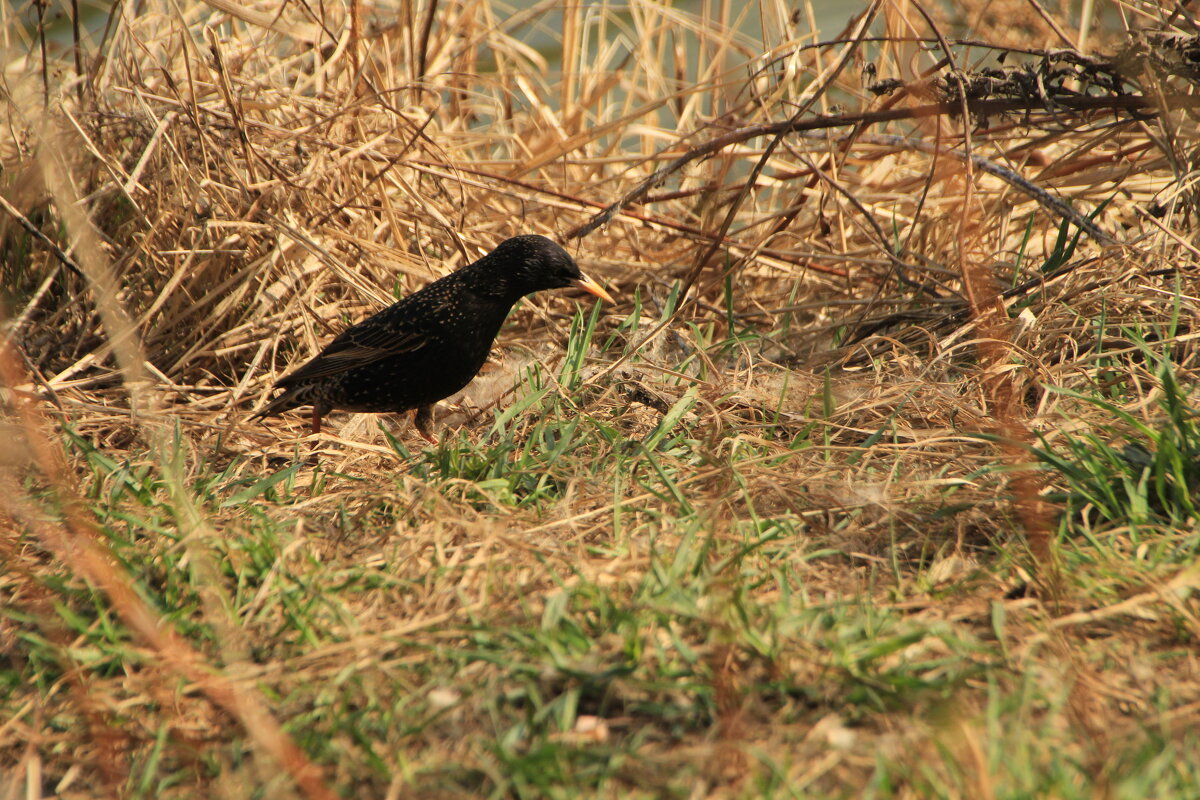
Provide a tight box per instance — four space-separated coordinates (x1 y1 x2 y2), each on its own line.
413 406 438 444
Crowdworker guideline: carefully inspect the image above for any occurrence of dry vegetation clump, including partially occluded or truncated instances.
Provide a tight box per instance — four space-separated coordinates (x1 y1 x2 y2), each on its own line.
3 0 1200 797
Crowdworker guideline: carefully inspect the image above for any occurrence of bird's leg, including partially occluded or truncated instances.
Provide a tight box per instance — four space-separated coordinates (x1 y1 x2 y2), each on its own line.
310 406 323 435
413 406 438 444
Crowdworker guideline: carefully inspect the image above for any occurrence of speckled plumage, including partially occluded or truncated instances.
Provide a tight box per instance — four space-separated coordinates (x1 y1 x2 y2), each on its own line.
252 235 612 436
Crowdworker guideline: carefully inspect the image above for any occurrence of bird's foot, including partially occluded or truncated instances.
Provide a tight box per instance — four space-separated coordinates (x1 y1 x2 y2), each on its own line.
413 406 438 444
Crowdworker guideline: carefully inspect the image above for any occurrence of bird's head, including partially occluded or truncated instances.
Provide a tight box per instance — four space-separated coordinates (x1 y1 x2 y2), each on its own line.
481 235 614 303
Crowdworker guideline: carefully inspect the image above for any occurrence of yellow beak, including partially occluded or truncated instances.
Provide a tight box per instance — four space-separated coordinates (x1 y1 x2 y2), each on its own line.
571 273 615 304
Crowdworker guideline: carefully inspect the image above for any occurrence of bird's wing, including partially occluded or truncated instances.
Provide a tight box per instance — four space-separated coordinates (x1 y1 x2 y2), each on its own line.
275 324 428 384
274 281 463 386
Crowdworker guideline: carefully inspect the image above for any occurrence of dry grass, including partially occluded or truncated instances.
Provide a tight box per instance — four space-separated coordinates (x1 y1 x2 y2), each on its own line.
3 0 1200 797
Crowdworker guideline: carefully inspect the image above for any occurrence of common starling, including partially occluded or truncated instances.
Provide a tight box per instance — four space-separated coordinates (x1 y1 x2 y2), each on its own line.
251 234 613 437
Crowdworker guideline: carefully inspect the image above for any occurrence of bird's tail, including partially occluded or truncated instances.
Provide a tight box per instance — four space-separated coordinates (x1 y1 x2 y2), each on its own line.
248 383 307 423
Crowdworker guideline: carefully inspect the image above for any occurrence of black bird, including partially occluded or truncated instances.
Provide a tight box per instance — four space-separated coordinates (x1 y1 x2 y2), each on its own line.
251 234 613 438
